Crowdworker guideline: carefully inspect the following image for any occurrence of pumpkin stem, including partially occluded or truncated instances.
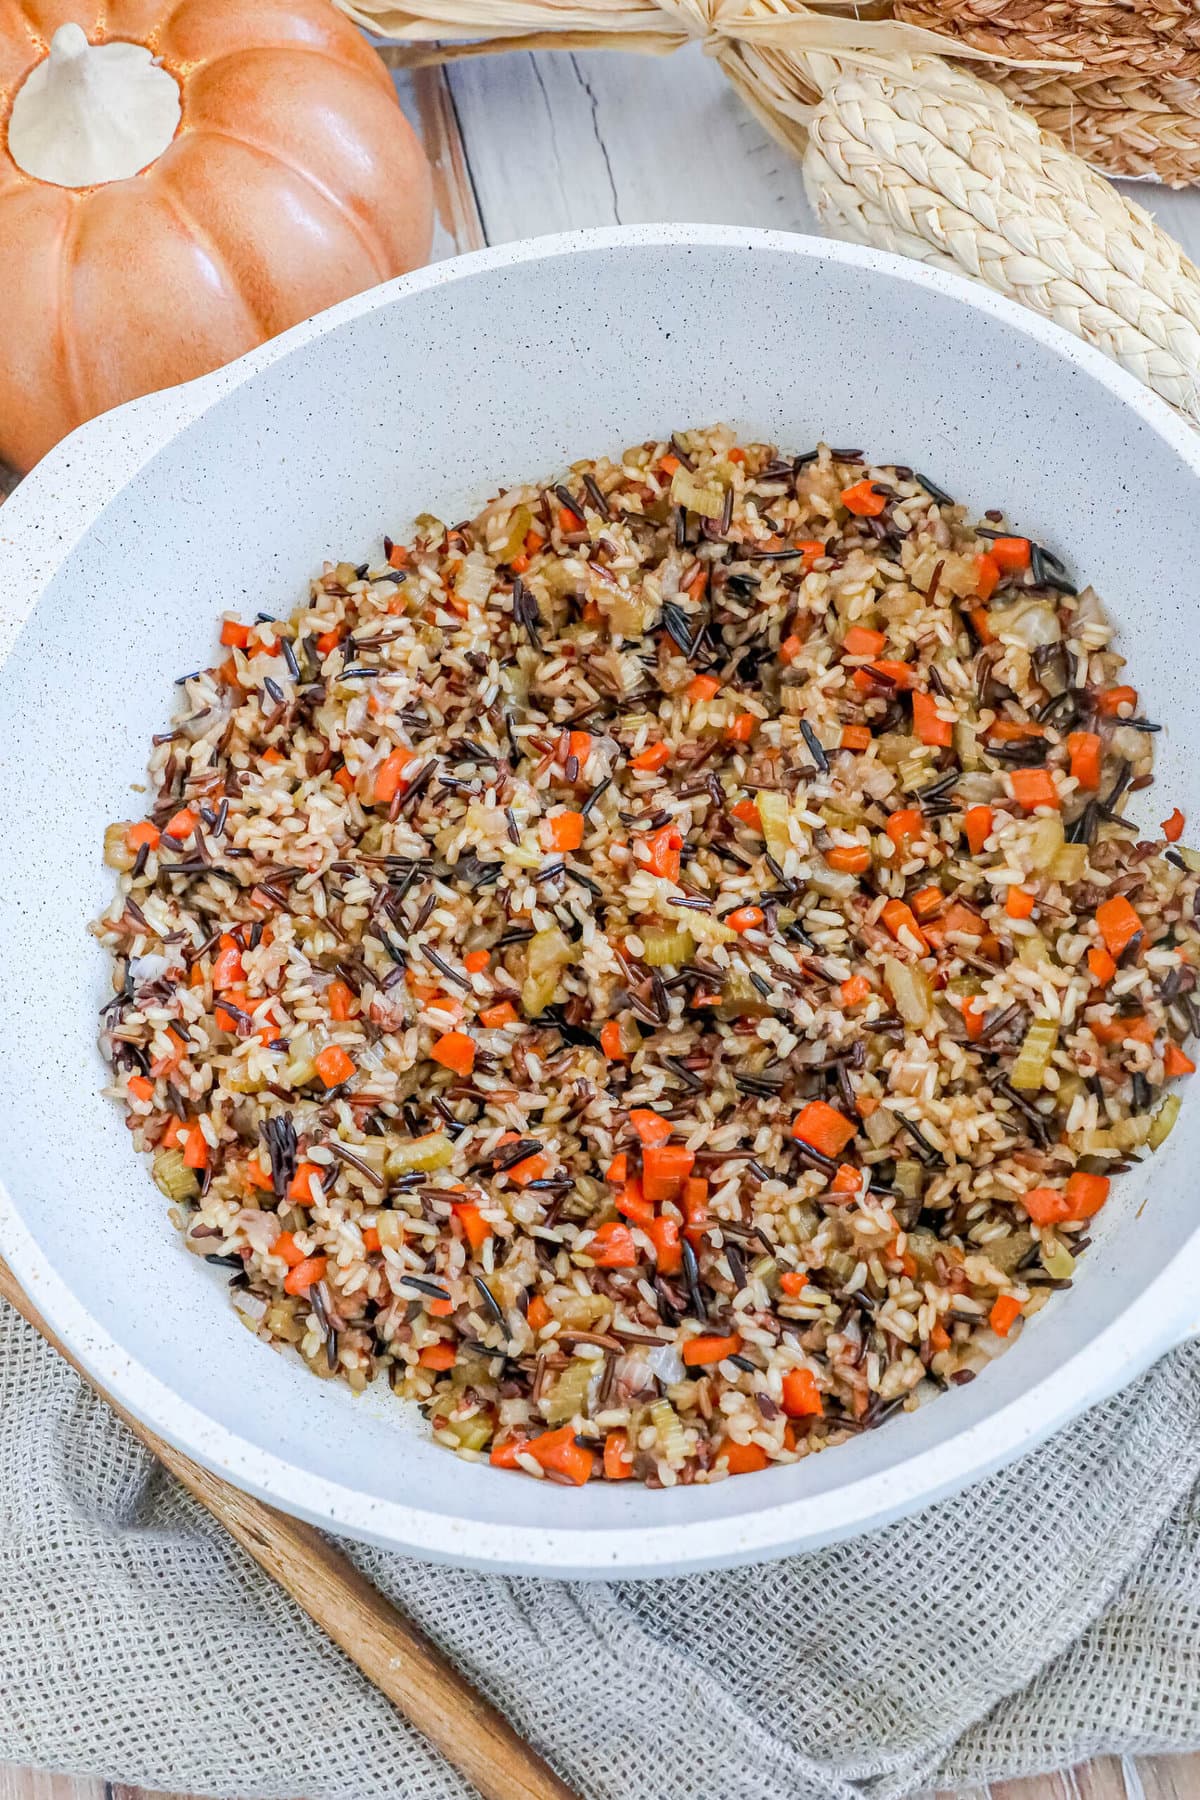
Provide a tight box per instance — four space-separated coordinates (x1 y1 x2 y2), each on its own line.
8 22 181 189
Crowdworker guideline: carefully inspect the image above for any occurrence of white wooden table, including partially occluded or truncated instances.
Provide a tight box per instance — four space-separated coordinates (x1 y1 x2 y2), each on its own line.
4 37 1200 1800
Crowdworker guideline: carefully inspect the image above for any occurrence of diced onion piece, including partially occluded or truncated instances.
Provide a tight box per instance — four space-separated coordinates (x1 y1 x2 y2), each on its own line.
522 925 574 1016
883 955 933 1028
686 911 737 949
152 1147 199 1202
1148 1092 1182 1150
757 790 791 861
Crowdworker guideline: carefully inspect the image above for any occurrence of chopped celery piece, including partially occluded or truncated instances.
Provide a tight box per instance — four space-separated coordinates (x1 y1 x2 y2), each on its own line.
642 928 695 967
670 467 725 519
542 1357 596 1425
152 1148 199 1203
386 1132 454 1176
1010 1017 1059 1090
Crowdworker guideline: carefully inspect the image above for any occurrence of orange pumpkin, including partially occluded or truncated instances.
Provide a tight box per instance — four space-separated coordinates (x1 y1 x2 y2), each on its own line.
0 0 433 470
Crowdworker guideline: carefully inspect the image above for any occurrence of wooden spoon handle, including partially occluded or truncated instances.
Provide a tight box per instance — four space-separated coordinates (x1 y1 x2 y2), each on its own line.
0 1258 578 1800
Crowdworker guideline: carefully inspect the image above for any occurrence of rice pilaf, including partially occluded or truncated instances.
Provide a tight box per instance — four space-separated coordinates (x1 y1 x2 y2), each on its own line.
95 427 1198 1488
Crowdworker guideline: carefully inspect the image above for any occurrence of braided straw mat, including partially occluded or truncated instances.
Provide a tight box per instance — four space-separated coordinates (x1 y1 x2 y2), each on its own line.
895 0 1200 185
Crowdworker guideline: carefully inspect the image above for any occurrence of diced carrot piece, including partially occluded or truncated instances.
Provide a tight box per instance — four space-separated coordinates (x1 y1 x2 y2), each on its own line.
1009 768 1060 812
316 628 343 657
245 1157 274 1192
332 764 355 795
781 1368 824 1417
125 820 160 852
839 974 871 1008
726 905 765 932
645 1214 683 1274
727 447 746 463
1162 807 1186 843
427 1297 455 1318
463 949 491 974
1006 887 1036 920
387 542 411 570
641 1144 696 1203
986 718 1044 744
968 607 995 645
797 539 826 570
843 625 887 657
718 1439 769 1474
1063 1170 1111 1219
974 552 1000 601
1096 894 1142 959
220 618 251 648
991 536 1031 574
1091 1014 1154 1046
181 1122 209 1171
682 1333 742 1367
791 1100 856 1157
288 1162 323 1205
164 808 198 841
603 1430 633 1480
1095 685 1138 717
681 1177 708 1244
779 634 806 666
606 1153 627 1183
840 725 873 751
886 808 923 849
630 741 670 772
687 673 721 702
489 1435 529 1470
600 1018 631 1062
866 659 915 690
586 1222 638 1268
419 1342 457 1370
1087 946 1117 986
506 1152 550 1187
431 1031 476 1077
638 822 683 883
614 1178 655 1228
284 1255 327 1295
374 747 413 806
825 844 871 875
479 1001 518 1029
630 1108 673 1147
930 1323 952 1353
527 1295 552 1331
327 979 357 1021
1164 1041 1196 1077
731 798 762 827
842 479 887 517
989 1295 1022 1337
912 689 953 748
830 1163 862 1195
528 1425 594 1485
126 1074 154 1102
962 998 986 1041
361 1226 381 1253
273 1232 309 1270
314 1044 355 1088
452 1200 492 1254
911 885 945 921
779 1270 808 1297
1021 1186 1073 1227
881 898 930 953
658 453 681 476
726 712 756 744
1067 731 1102 792
545 810 585 851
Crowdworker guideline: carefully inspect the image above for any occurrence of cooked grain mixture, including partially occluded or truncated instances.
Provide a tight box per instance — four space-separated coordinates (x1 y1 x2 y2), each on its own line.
95 429 1198 1487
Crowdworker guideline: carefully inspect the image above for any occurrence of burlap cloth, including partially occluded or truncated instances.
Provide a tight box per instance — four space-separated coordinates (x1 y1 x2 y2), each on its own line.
3 1301 1199 1800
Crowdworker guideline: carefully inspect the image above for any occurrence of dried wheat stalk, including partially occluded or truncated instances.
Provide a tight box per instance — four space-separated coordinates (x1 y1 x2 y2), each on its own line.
996 67 1200 187
342 0 1200 424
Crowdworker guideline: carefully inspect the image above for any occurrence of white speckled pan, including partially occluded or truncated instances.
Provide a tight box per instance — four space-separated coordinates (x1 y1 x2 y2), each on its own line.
1 226 1198 1579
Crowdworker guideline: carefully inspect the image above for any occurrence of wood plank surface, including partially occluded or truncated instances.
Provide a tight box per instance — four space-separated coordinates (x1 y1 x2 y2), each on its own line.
3 28 1200 1800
